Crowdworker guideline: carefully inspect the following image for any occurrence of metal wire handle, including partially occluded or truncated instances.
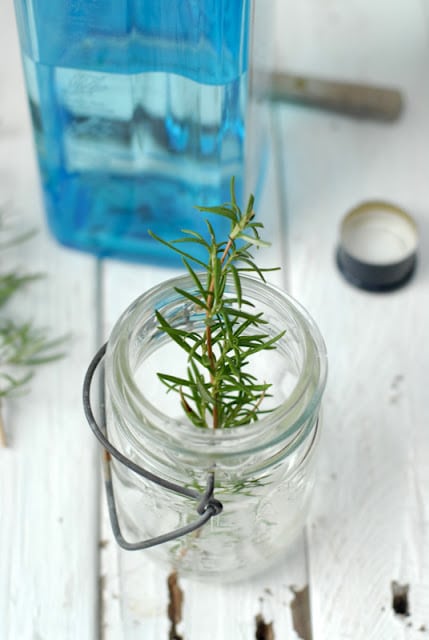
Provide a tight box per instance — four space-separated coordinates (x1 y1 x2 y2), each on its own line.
83 343 223 551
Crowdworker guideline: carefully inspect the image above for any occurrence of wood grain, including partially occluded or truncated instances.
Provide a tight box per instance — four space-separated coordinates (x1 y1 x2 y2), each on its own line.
1 0 429 638
276 1 429 638
0 4 100 637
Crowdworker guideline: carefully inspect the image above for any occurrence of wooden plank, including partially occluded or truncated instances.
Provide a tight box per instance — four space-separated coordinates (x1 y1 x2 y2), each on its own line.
274 0 429 637
0 2 100 637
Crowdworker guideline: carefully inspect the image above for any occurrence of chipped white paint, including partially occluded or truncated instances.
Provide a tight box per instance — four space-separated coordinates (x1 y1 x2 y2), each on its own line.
1 0 429 638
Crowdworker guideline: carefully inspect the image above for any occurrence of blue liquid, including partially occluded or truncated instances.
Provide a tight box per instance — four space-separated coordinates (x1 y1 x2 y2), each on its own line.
15 1 251 264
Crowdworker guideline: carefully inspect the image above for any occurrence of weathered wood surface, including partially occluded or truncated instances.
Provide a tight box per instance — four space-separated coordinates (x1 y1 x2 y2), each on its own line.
278 2 429 638
0 3 99 639
1 0 428 638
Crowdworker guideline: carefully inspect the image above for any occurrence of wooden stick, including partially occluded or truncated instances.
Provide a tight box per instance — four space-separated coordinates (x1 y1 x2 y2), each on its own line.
254 70 403 121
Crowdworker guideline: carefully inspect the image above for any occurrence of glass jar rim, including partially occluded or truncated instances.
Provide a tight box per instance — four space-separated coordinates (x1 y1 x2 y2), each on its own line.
105 274 327 457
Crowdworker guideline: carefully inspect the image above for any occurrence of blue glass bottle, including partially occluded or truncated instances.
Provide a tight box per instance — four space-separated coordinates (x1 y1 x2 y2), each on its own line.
13 1 251 264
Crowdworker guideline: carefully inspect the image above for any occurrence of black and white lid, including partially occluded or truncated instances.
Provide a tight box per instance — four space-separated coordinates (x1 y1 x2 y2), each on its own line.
337 201 418 291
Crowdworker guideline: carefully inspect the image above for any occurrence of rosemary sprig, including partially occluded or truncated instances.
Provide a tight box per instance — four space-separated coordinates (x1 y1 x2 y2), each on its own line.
150 179 284 430
0 214 67 446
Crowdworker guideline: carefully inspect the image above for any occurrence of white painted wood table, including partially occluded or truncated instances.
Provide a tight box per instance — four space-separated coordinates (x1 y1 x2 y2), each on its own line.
1 0 428 638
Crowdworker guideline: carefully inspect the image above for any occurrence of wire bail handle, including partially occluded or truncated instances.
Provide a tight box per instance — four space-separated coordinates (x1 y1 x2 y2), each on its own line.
83 343 223 551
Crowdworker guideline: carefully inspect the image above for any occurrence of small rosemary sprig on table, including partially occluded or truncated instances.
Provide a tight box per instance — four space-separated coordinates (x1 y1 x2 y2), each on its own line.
150 179 284 430
0 215 66 446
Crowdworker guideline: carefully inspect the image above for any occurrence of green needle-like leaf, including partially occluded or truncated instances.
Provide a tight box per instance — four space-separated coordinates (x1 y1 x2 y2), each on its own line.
0 213 68 445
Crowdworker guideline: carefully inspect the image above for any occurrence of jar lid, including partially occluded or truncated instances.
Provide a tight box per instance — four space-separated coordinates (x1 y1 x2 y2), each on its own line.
336 200 418 291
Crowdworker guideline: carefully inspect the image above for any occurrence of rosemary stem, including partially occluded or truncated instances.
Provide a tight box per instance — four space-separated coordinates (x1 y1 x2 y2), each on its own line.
206 277 217 428
220 237 233 264
206 235 234 429
153 181 280 431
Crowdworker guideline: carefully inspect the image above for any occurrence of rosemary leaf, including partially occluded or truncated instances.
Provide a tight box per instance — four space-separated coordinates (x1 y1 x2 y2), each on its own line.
0 216 67 446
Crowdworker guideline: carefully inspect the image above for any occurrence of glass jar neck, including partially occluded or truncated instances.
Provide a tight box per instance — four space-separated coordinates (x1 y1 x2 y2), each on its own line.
105 274 327 468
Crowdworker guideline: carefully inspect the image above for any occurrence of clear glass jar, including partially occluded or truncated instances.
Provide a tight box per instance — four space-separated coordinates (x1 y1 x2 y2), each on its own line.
104 274 327 581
